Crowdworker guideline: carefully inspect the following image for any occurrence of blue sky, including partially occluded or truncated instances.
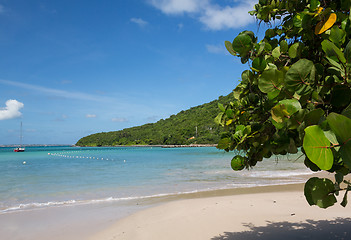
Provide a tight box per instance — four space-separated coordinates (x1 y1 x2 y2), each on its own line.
0 0 259 145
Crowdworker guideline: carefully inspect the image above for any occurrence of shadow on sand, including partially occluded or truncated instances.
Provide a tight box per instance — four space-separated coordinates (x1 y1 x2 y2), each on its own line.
211 218 351 240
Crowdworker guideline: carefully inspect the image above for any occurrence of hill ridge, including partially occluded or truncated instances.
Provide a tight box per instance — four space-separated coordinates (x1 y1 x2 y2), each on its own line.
76 94 232 146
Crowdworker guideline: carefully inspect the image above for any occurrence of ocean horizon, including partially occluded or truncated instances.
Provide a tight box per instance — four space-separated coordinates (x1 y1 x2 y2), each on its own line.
0 146 311 216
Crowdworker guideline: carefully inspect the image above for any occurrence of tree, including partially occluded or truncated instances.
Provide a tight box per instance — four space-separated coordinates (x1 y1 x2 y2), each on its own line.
216 0 351 208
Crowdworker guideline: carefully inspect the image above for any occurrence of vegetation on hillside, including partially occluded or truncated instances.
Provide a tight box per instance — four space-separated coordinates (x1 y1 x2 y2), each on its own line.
217 0 351 208
76 94 232 146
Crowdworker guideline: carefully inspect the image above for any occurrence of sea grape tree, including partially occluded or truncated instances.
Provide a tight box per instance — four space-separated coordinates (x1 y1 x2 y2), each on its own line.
216 0 351 208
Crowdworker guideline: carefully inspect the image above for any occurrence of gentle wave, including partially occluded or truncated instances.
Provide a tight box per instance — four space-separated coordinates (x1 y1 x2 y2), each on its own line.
0 181 308 214
0 192 197 214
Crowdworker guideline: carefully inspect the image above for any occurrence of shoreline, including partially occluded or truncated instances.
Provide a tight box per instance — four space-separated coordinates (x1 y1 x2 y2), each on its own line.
0 182 306 215
90 182 351 240
2 180 349 240
73 144 218 148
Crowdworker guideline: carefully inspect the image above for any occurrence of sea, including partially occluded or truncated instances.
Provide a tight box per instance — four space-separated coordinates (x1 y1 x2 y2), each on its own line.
0 146 311 215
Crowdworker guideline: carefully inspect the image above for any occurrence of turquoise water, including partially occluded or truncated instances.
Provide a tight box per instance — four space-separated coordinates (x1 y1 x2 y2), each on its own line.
0 146 310 213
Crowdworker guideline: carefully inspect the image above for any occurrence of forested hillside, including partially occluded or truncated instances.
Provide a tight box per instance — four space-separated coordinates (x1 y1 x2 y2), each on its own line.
76 94 232 146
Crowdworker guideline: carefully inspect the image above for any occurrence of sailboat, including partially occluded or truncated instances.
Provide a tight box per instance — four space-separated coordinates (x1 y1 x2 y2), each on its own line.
14 122 25 152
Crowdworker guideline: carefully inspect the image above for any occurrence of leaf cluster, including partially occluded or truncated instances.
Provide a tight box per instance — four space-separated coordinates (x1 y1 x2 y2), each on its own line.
217 0 351 208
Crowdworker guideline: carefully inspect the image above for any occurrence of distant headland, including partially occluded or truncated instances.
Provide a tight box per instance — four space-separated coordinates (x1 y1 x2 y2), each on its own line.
75 94 232 147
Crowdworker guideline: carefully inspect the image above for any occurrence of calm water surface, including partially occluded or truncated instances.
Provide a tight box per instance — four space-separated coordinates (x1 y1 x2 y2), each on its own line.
0 146 310 214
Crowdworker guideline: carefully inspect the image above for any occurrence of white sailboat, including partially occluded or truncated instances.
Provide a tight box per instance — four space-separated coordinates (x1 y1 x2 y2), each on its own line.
14 122 25 152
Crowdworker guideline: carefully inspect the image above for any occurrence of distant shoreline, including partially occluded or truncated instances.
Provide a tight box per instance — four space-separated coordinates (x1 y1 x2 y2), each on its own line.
1 144 218 148
74 144 218 148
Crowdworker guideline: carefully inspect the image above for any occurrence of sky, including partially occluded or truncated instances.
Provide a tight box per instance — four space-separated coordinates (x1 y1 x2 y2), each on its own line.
0 0 261 145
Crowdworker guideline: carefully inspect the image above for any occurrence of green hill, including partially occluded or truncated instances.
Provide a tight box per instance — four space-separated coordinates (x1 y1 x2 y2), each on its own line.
76 94 233 146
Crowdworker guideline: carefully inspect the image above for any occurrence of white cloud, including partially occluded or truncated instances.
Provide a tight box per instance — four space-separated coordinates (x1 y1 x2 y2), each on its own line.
149 0 255 30
86 114 97 118
130 18 148 27
0 99 24 120
199 2 255 30
206 44 227 54
149 0 208 14
0 79 114 103
112 118 128 122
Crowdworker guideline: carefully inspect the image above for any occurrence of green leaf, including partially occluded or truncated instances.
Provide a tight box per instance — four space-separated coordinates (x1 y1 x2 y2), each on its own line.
214 112 225 126
329 26 346 46
285 59 315 95
327 113 351 144
265 29 275 38
304 157 321 172
217 138 232 150
304 108 324 126
304 177 337 208
323 130 339 148
341 0 351 10
335 172 344 184
293 13 303 28
310 0 319 10
340 141 351 168
331 85 351 107
272 46 281 58
302 14 313 30
327 113 351 167
280 40 288 53
342 102 351 119
326 56 343 70
264 41 272 52
232 33 253 57
304 177 318 205
279 99 302 115
241 70 254 84
252 57 267 72
341 189 349 207
322 40 347 64
231 155 246 171
288 42 303 59
218 103 225 112
225 109 234 118
303 125 333 170
344 40 351 63
258 69 283 97
257 42 265 55
225 40 237 56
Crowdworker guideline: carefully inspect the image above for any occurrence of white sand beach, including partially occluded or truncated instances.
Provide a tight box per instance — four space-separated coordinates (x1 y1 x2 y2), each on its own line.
90 184 351 240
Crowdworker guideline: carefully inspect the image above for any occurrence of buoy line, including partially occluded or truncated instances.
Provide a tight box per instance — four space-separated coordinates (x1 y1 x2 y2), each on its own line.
47 152 115 161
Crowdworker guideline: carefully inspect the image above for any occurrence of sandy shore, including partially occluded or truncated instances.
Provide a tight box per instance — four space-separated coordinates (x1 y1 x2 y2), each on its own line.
90 184 351 240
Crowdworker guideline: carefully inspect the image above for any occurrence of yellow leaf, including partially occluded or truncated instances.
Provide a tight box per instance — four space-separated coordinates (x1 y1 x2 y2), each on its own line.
315 13 337 34
271 104 289 123
226 119 233 125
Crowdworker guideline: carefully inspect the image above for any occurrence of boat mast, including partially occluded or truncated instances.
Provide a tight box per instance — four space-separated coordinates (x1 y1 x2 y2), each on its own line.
20 121 23 147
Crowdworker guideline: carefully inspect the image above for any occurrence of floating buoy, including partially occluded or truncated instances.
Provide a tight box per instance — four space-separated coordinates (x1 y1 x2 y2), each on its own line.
22 161 26 165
